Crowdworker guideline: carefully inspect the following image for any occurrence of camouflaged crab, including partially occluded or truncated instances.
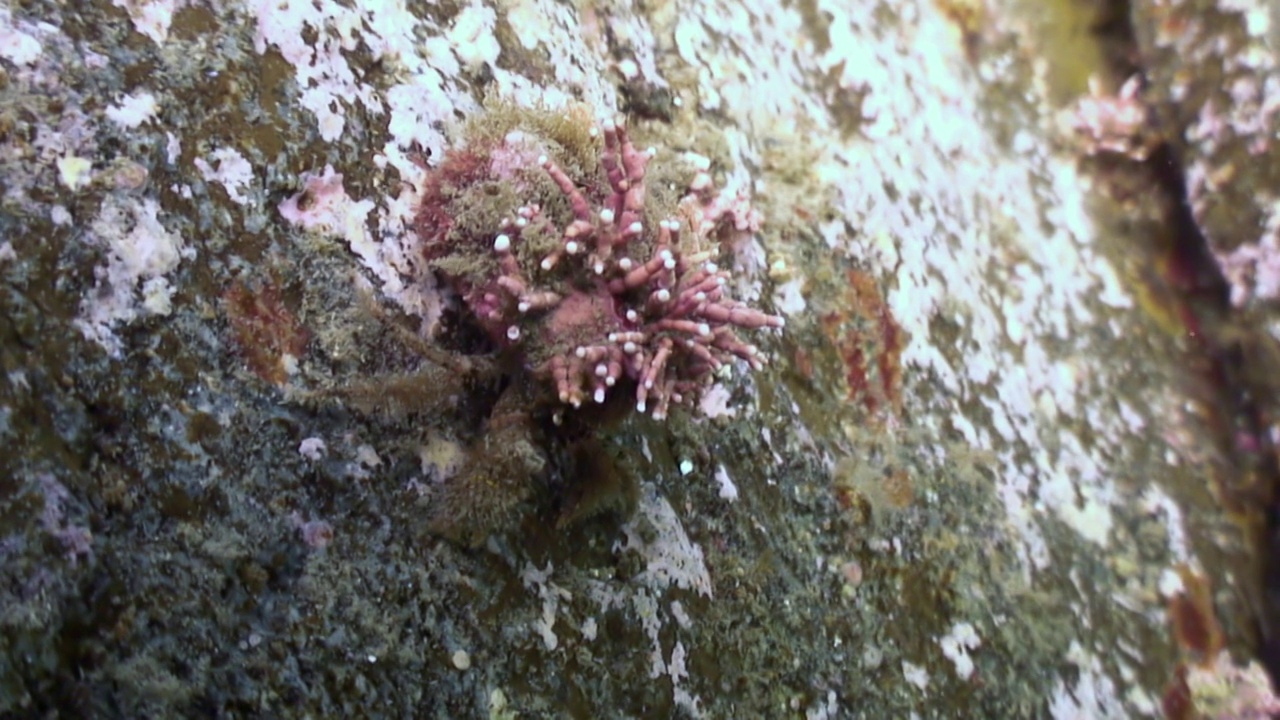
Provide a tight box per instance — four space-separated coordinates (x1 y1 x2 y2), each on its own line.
321 107 783 544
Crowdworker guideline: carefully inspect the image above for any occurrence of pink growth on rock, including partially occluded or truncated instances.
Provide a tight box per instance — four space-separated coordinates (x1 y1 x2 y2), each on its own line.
416 113 783 420
36 473 93 565
278 164 352 230
1070 75 1160 161
290 512 335 549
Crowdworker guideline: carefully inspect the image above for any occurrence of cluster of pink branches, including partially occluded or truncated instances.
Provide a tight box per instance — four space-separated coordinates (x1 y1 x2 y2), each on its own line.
476 117 783 419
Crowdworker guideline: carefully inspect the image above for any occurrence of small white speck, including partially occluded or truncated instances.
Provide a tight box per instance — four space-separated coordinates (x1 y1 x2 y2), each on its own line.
105 91 159 129
714 464 739 501
57 156 93 191
355 444 381 468
616 58 639 79
299 437 327 461
902 661 929 692
1158 568 1184 598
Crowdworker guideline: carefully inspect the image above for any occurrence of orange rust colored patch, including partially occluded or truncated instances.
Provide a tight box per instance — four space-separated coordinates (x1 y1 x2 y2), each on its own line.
882 468 915 509
819 269 906 418
933 0 985 32
1167 565 1224 663
223 277 309 386
1160 664 1194 720
792 347 815 383
833 484 859 512
932 0 987 61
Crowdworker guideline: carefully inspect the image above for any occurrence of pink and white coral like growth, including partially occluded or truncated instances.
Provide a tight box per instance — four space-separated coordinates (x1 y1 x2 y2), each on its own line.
1069 75 1158 161
426 115 784 420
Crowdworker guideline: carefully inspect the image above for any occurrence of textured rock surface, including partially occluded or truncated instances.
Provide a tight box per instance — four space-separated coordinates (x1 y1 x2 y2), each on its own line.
0 0 1275 717
1131 0 1280 311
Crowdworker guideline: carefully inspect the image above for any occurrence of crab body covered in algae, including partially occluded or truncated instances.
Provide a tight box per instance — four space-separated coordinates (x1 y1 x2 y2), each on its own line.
335 105 783 545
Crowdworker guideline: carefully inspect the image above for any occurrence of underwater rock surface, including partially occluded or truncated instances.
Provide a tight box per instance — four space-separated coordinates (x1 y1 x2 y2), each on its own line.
0 0 1275 716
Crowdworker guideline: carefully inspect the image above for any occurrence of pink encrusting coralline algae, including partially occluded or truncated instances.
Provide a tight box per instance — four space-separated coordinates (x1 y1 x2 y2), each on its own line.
415 109 783 420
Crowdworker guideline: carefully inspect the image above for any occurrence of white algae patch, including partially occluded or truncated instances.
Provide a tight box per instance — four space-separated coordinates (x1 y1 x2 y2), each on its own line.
76 197 193 356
